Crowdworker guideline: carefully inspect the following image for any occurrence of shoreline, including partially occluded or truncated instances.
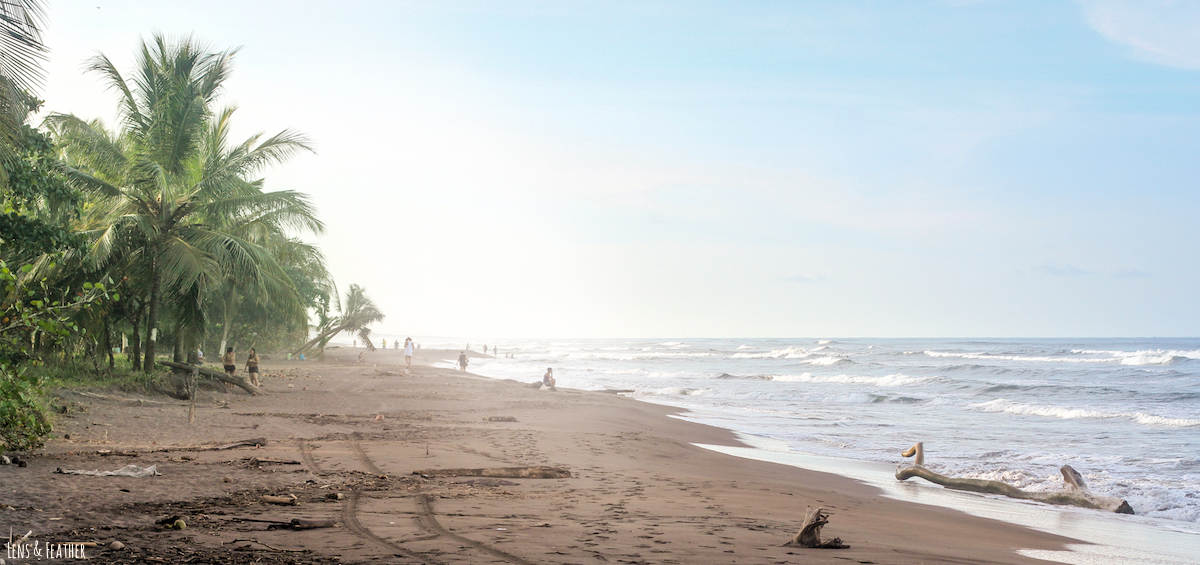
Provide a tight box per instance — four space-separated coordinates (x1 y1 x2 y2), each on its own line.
2 350 1112 564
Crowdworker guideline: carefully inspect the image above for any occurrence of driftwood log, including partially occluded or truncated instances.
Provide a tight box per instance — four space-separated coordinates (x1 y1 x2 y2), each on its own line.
784 506 849 549
261 494 298 506
159 360 265 396
896 442 1133 514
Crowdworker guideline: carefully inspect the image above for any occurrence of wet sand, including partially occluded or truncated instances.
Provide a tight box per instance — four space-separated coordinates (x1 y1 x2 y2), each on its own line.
0 349 1074 564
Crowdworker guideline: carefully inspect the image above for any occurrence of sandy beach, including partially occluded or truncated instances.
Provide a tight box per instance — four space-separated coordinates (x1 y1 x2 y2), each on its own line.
0 349 1074 564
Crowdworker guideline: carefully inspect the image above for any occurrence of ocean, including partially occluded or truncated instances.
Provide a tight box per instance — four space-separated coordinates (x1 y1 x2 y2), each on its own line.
377 336 1200 561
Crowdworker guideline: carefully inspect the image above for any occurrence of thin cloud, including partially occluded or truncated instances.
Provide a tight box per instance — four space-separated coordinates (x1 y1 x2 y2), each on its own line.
1034 263 1091 276
1114 268 1152 278
1079 0 1200 69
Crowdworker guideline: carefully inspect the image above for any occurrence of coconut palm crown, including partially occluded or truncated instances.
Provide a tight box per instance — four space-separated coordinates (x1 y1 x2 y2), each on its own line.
48 33 323 372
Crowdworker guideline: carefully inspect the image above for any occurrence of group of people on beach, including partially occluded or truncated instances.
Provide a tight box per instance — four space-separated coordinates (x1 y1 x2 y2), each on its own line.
205 347 260 387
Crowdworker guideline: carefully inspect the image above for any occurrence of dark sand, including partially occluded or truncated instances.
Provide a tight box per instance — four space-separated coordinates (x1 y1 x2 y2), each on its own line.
0 348 1073 564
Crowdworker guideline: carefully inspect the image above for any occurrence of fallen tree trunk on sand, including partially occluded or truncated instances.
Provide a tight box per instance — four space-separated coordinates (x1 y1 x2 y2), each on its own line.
158 360 265 396
896 442 1133 514
784 506 849 548
149 437 267 453
413 466 571 479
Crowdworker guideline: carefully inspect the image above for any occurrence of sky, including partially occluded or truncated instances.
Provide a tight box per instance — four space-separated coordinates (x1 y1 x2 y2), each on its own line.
32 0 1200 338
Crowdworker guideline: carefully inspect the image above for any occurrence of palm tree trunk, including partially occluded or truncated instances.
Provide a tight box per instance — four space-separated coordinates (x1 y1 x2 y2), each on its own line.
292 324 343 356
103 315 114 370
142 258 161 373
128 300 142 371
173 324 185 363
218 289 237 355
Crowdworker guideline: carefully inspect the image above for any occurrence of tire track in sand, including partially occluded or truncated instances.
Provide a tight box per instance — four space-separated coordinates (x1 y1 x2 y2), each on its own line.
296 439 323 476
351 439 385 475
350 438 534 564
415 493 536 565
343 490 442 564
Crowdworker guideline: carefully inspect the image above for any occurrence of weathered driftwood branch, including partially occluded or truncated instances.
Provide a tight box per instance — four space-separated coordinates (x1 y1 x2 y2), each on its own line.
261 494 298 506
158 360 265 396
784 506 849 549
896 442 1133 514
149 437 267 453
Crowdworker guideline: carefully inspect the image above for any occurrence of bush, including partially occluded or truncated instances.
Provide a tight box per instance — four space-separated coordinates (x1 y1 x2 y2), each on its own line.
0 364 52 453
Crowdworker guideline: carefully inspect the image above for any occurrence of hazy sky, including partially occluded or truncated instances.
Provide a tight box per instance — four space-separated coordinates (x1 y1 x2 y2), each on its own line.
36 1 1200 338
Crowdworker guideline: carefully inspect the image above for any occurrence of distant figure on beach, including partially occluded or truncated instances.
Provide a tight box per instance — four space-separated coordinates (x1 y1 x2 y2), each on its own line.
405 337 414 369
458 351 469 372
394 340 399 350
542 368 556 391
299 353 306 361
353 339 357 348
358 351 365 363
381 338 386 350
245 348 261 387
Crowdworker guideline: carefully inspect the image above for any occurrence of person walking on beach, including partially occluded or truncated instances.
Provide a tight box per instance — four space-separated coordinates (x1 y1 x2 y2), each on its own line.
458 351 469 372
222 347 236 376
542 368 556 391
221 347 237 393
245 348 261 387
381 338 386 350
405 337 414 369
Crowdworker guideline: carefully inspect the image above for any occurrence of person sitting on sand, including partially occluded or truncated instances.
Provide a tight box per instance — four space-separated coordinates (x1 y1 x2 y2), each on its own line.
542 368 556 391
458 351 469 372
405 337 414 369
245 348 261 387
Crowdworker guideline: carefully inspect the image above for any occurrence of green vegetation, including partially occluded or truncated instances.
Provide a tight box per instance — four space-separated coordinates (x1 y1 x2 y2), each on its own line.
0 19 383 451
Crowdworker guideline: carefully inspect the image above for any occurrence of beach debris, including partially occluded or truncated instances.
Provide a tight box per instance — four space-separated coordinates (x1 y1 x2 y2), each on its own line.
484 416 517 422
784 506 849 549
150 437 266 453
450 478 518 486
246 457 301 466
97 449 140 457
1 455 27 467
375 414 384 421
374 369 401 376
325 492 344 501
233 517 339 530
55 464 159 477
261 494 299 506
286 518 338 530
896 442 1134 514
108 541 125 550
413 466 570 479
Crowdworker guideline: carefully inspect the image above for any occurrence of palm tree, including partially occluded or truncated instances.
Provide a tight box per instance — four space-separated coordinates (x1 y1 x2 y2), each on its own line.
48 34 322 372
0 0 48 155
293 284 384 356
